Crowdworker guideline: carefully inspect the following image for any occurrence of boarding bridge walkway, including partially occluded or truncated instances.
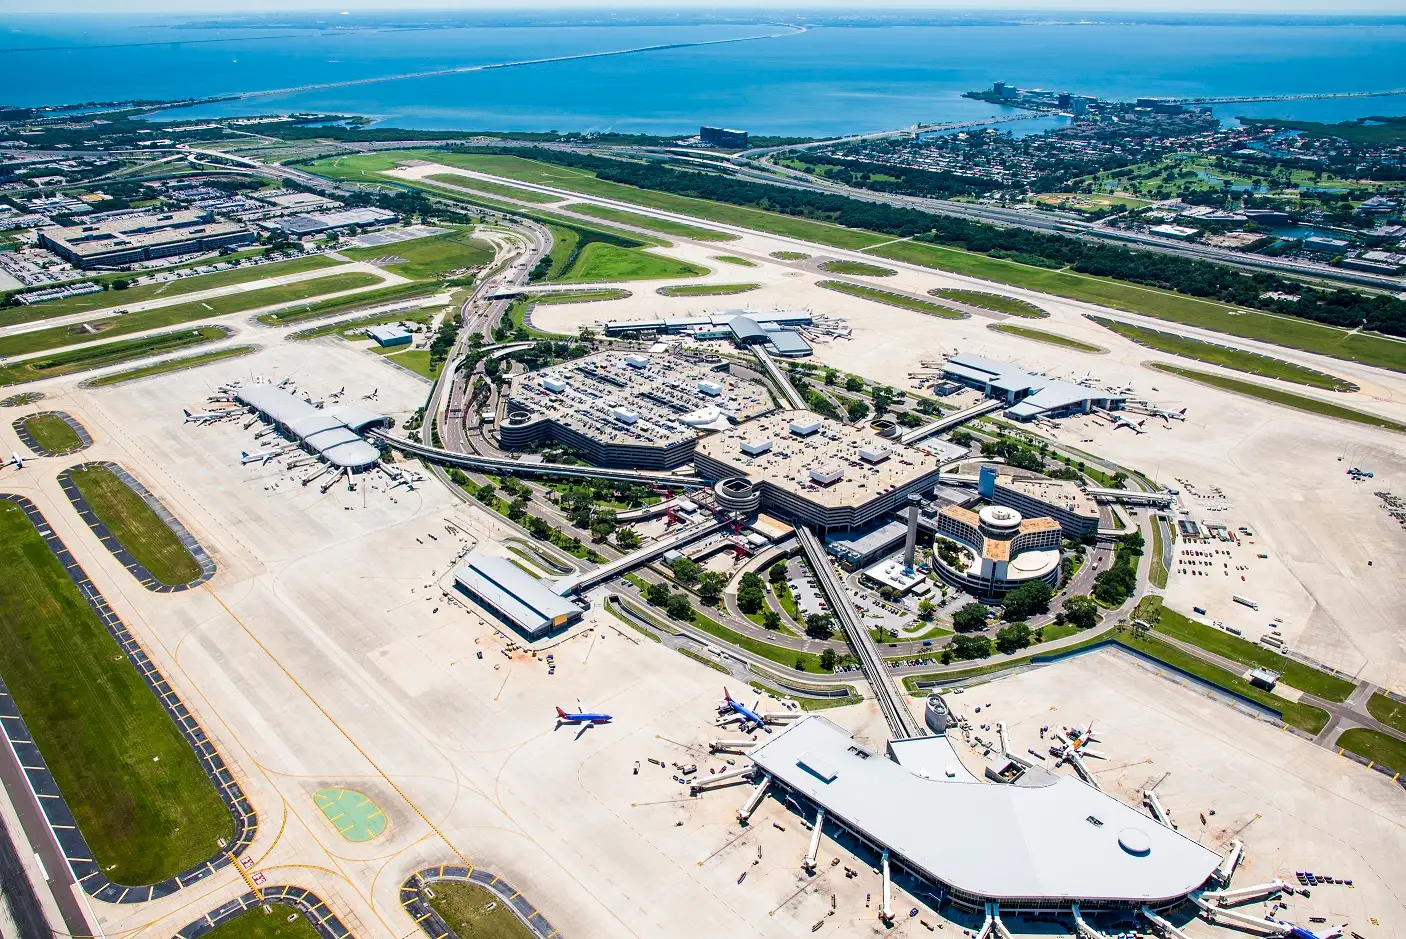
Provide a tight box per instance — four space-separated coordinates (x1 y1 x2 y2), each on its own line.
899 399 1003 446
369 431 712 489
551 516 730 596
796 527 924 740
751 346 809 411
1084 487 1176 507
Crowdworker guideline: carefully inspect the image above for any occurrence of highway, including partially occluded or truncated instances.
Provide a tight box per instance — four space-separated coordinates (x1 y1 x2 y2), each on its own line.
795 527 925 740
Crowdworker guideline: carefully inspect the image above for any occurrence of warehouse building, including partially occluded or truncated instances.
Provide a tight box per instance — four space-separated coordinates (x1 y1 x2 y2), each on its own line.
234 384 389 471
499 351 771 469
40 210 255 268
259 207 398 237
454 554 583 639
693 410 944 531
941 353 1126 421
749 716 1221 912
979 465 1100 538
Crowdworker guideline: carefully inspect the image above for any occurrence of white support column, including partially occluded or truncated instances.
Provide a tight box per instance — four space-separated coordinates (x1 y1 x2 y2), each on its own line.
736 775 770 824
802 807 825 873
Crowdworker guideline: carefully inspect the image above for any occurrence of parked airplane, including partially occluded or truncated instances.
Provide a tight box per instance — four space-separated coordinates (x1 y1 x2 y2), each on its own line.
555 702 612 731
8 451 23 470
241 448 284 466
1285 923 1345 939
361 388 379 401
183 408 229 424
719 688 771 733
328 386 346 400
1111 414 1146 434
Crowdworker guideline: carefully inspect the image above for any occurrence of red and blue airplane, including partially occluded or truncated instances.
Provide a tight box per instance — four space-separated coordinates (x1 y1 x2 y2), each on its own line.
721 687 771 733
556 701 612 731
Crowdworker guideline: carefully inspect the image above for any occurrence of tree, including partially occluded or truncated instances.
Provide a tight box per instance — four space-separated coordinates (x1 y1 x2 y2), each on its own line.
528 515 552 539
769 560 789 586
995 622 1032 655
1001 580 1053 620
739 571 764 592
671 556 701 586
824 369 838 386
474 483 496 505
737 584 765 614
1121 530 1146 554
665 592 694 621
1110 471 1129 488
1062 595 1100 630
845 375 864 392
951 602 989 633
646 581 671 606
949 429 973 447
508 495 530 521
950 634 992 660
762 609 782 631
578 326 597 343
820 648 838 671
805 612 835 640
615 527 641 551
845 398 870 421
698 572 726 606
917 598 936 621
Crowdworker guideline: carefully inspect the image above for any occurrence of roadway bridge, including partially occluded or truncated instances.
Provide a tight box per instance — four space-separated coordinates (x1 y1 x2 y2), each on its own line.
899 399 1004 446
751 346 809 411
370 431 712 489
795 527 924 740
552 516 730 596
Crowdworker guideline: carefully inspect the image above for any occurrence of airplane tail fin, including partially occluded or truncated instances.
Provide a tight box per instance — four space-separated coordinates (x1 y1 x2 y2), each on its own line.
556 707 568 719
183 409 192 418
723 687 733 703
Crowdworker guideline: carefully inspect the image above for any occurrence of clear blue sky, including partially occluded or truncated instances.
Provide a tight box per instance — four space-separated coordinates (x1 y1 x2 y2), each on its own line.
3 1 1403 14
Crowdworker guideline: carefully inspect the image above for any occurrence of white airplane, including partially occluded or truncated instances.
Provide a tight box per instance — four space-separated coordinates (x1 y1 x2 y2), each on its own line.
1111 414 1146 434
278 377 293 389
8 451 24 470
361 388 379 400
241 448 284 466
1151 406 1187 422
328 386 346 400
183 408 229 424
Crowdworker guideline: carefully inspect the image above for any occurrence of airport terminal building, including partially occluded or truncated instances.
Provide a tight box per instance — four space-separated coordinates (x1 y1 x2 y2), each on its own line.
942 353 1127 422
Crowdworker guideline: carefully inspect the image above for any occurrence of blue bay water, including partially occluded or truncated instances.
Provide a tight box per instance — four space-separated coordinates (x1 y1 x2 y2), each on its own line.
2 15 1405 135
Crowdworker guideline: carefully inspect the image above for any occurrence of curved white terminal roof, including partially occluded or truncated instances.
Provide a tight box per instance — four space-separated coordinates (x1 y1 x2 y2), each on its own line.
749 716 1220 907
235 385 384 469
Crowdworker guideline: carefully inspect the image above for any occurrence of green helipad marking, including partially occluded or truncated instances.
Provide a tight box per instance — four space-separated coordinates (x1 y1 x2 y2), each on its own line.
313 787 387 842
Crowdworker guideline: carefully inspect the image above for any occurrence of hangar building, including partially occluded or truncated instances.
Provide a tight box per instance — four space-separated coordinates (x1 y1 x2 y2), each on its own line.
454 554 583 639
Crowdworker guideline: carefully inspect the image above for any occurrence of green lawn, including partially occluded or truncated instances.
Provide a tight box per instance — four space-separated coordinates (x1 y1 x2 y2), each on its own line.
1367 692 1406 735
816 280 962 319
657 283 760 297
712 254 757 267
1149 518 1169 589
70 465 202 586
203 908 323 939
678 605 828 673
1147 599 1354 701
818 259 896 276
427 881 536 939
568 203 737 241
1089 317 1355 391
0 326 228 386
556 243 705 283
86 346 257 387
385 349 438 379
339 228 493 280
0 254 340 327
291 308 433 341
0 272 383 358
1149 364 1406 434
256 282 440 326
1336 728 1406 775
989 323 1105 353
771 251 810 260
0 501 232 883
20 414 82 452
929 288 1046 318
426 172 565 204
530 288 632 304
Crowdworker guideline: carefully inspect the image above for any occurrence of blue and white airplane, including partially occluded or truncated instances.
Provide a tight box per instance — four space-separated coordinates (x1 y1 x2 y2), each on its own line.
556 701 612 731
720 687 771 734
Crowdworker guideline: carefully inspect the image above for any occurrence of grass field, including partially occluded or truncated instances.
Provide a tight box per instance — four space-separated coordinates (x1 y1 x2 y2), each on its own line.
657 282 760 297
1148 364 1406 434
70 465 202 585
1367 692 1406 735
530 288 631 305
0 501 232 883
816 279 962 319
304 151 1406 373
256 283 441 326
0 254 339 327
291 308 433 341
771 251 810 260
339 229 492 280
556 243 705 283
1091 317 1355 390
425 172 565 204
203 908 323 939
1336 728 1406 775
1145 599 1354 701
989 323 1105 353
818 259 896 276
20 414 82 452
384 349 437 379
712 254 757 267
929 288 1046 318
427 881 535 939
86 345 257 387
1149 519 1169 589
0 272 382 358
0 326 228 386
568 203 736 241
